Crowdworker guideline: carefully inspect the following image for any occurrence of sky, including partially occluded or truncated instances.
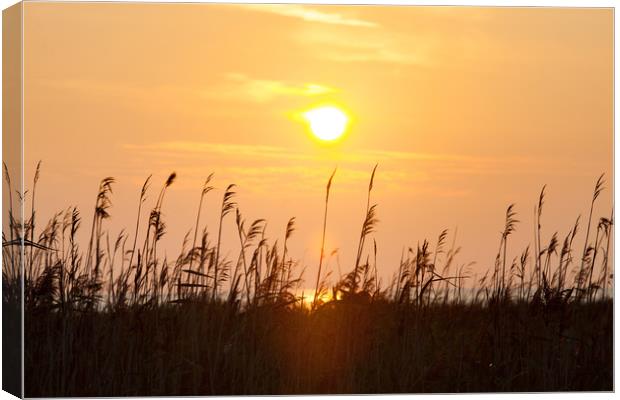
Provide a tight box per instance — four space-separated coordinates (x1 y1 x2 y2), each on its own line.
22 3 613 289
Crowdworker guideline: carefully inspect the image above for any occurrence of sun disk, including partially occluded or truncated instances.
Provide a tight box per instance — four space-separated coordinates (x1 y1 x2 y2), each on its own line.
304 106 349 141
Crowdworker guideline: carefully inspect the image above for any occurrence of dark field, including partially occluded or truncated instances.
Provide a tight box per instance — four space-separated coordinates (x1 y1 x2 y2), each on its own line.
25 299 612 396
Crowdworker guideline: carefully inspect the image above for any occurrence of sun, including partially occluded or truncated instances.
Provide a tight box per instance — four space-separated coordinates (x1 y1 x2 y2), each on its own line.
304 106 349 141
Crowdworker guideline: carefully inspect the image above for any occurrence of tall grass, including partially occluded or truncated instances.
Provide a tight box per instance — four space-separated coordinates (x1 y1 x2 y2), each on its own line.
2 163 613 396
313 168 336 308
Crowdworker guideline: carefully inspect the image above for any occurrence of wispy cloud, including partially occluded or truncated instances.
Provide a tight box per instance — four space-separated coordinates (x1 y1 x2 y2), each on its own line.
240 4 378 28
123 140 538 166
125 141 317 162
296 28 431 66
321 48 421 65
124 141 553 197
124 141 447 162
202 73 335 103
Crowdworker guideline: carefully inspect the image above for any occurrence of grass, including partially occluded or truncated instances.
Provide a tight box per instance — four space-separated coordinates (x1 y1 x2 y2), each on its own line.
1 162 614 396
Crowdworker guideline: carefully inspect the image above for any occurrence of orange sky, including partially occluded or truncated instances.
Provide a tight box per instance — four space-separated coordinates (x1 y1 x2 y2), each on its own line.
22 3 613 287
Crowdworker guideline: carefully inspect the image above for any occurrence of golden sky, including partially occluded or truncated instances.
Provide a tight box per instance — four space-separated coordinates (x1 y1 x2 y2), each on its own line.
23 3 613 286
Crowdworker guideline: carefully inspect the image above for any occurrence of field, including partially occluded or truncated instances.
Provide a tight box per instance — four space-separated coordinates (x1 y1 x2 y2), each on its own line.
3 164 614 396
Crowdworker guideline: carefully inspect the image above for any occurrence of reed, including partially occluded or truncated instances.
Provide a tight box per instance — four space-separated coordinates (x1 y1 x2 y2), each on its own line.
313 168 336 308
214 184 236 301
3 163 613 396
577 174 604 298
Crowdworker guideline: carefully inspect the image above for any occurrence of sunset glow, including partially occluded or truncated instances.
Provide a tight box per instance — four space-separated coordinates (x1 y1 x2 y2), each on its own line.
21 3 612 299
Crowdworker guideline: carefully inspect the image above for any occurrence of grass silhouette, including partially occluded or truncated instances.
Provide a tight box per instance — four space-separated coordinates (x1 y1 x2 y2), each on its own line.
2 162 613 395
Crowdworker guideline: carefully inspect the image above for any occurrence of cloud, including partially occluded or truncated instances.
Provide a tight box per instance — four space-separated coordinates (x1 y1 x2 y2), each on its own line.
321 49 421 65
123 141 546 181
202 73 335 103
123 140 528 165
124 141 316 162
296 28 430 66
121 140 580 200
240 4 378 28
